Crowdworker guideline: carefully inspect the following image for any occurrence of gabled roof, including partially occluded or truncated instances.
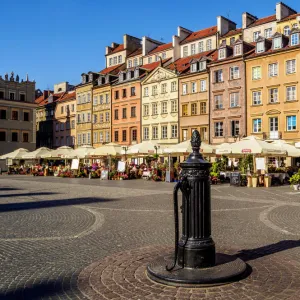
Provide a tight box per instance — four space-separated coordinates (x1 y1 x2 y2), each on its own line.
35 92 64 107
278 13 300 23
221 28 243 38
247 15 276 28
99 64 124 75
109 44 125 54
180 26 218 45
56 91 76 103
128 48 142 58
148 42 173 55
140 58 172 71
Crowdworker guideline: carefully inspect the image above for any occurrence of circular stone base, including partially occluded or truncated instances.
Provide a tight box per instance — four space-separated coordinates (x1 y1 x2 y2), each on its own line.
147 253 247 287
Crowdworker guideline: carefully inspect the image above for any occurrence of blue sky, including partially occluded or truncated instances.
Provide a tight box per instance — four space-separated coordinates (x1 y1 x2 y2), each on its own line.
0 0 299 90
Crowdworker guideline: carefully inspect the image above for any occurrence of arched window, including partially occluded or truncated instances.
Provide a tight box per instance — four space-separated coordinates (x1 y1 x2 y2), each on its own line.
284 26 290 36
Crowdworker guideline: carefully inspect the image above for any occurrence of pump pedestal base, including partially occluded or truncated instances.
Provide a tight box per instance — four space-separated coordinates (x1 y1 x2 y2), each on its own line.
147 253 247 287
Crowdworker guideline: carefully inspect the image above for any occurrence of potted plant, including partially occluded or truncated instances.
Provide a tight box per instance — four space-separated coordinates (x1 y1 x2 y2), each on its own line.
247 175 252 187
264 174 272 188
289 174 300 190
252 174 258 188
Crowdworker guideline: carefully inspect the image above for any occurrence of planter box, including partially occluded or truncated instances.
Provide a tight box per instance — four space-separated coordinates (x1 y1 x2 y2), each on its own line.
264 176 271 188
252 177 258 188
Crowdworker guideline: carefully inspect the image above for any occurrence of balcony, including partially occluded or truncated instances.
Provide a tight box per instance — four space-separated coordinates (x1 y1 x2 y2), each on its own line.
263 131 282 140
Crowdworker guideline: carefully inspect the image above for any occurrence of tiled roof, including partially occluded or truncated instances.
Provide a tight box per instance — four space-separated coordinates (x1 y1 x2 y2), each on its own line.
148 42 173 55
140 58 172 71
99 64 124 75
247 15 276 28
167 50 215 73
180 26 218 45
56 91 76 102
221 28 243 38
128 48 142 58
36 92 64 106
110 44 124 54
279 13 300 23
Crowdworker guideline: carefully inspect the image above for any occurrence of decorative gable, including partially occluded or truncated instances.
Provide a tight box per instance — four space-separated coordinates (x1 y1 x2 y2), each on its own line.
142 67 177 85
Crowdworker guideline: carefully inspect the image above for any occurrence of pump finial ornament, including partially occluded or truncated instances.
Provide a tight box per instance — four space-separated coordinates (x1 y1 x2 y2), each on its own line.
191 130 201 153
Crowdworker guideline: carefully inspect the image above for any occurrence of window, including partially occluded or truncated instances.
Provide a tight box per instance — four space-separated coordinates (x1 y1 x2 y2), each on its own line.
122 108 127 119
66 122 70 130
264 28 272 38
182 83 188 95
284 26 290 36
161 126 168 139
253 119 262 133
286 86 296 101
134 58 138 67
214 95 223 109
252 66 261 80
183 46 188 57
134 69 139 78
152 126 158 139
200 102 206 114
105 112 109 122
155 55 159 62
77 134 82 146
118 55 122 63
286 59 296 74
191 43 196 55
171 125 178 138
253 31 261 42
191 103 197 115
105 94 109 103
60 123 64 131
182 129 188 141
230 37 235 45
109 58 112 66
115 90 119 99
23 112 29 121
198 41 204 52
0 91 4 99
20 93 26 101
23 132 29 142
206 39 212 50
269 88 278 103
215 70 223 83
234 44 242 56
99 132 103 143
122 130 127 142
0 131 6 141
71 104 75 112
114 131 119 142
11 132 18 142
82 133 86 144
214 122 223 137
182 104 188 116
9 92 15 100
114 109 119 120
252 91 262 105
269 63 278 77
130 129 137 142
287 116 297 131
66 136 70 146
256 41 264 53
152 103 158 115
93 96 98 105
291 33 299 46
56 137 59 146
171 100 177 112
144 105 149 116
87 93 91 102
161 102 167 114
93 132 97 143
98 95 103 104
82 113 85 123
106 131 110 142
100 113 103 123
161 83 167 94
131 87 136 96
200 80 206 92
152 85 158 95
230 93 239 107
148 57 152 64
128 60 132 68
162 52 166 59
71 120 75 129
293 23 299 29
191 82 197 93
171 81 177 92
51 110 54 116
0 109 6 119
191 63 197 73
12 110 18 120
93 114 97 124
143 127 149 140
231 120 240 136
87 113 91 122
131 106 136 117
230 66 240 80
144 87 149 96
273 37 282 49
87 132 91 144
122 89 127 98
219 48 226 59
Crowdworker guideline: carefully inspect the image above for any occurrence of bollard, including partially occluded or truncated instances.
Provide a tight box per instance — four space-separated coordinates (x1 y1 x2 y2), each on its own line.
147 130 247 286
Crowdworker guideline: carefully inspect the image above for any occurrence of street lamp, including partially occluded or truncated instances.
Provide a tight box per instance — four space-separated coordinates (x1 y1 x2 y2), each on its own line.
122 146 128 161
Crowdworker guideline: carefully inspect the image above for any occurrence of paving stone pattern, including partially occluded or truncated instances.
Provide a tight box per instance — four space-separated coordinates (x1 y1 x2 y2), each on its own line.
0 176 300 299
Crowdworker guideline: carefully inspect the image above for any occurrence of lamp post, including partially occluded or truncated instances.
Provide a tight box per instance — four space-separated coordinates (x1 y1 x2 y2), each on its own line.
122 146 128 161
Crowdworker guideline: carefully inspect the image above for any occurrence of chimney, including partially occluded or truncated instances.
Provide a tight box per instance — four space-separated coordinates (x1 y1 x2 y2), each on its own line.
217 16 236 36
106 46 113 55
111 42 119 48
276 2 297 21
43 90 49 99
177 26 192 42
172 35 181 62
242 12 258 29
142 36 164 56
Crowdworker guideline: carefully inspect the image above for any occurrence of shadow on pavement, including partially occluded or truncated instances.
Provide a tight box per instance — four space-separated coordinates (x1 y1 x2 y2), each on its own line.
0 192 58 198
0 196 116 213
237 240 300 262
0 187 21 191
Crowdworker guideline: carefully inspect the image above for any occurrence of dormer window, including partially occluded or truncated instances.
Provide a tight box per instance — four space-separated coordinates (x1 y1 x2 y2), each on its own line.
291 33 299 46
219 48 226 59
119 73 123 82
199 61 206 71
134 58 138 67
256 41 265 53
191 63 197 73
253 31 261 42
89 73 93 82
126 71 131 80
105 75 109 84
234 44 242 56
293 23 299 29
284 26 291 36
273 36 282 49
128 60 132 68
82 75 86 84
134 69 139 78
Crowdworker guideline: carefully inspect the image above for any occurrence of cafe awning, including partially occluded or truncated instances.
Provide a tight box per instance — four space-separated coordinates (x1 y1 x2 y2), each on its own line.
164 140 215 155
0 148 30 159
22 147 52 159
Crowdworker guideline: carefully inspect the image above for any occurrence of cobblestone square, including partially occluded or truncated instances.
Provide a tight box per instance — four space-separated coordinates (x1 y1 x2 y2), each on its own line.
1 176 300 299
